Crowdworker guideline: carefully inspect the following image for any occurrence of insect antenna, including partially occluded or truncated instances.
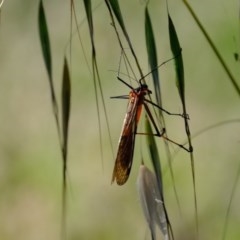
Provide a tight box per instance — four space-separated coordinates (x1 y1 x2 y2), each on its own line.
117 76 135 90
138 49 182 85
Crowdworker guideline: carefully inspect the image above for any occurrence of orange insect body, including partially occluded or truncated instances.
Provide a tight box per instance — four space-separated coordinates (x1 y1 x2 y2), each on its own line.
111 84 151 185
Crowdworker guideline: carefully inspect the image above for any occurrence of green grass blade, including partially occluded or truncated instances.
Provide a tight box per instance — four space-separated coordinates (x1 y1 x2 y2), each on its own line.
108 0 126 35
83 0 93 43
62 57 71 157
83 0 104 162
38 0 61 145
145 116 174 239
145 5 162 107
145 116 162 191
60 57 71 240
84 0 114 162
145 6 183 217
83 0 92 27
38 0 52 81
168 14 185 104
168 13 197 237
183 0 240 97
83 0 97 59
105 0 144 78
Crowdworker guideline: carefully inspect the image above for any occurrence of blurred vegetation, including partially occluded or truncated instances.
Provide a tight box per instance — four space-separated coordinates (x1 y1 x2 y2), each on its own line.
0 0 239 240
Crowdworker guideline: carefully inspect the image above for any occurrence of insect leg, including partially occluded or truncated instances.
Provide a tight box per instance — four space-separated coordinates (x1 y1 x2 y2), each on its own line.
144 98 189 119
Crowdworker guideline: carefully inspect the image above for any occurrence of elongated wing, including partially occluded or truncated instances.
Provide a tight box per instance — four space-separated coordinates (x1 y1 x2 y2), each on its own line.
111 96 138 185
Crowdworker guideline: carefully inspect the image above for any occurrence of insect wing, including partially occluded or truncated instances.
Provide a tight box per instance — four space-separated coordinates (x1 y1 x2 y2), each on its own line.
111 94 138 185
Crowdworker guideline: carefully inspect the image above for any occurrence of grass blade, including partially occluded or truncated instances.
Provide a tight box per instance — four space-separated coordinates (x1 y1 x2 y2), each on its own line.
145 5 161 107
84 0 114 165
145 116 162 190
60 57 71 240
145 116 174 240
38 0 52 81
83 0 92 29
38 0 60 139
182 0 240 97
105 0 144 78
39 2 67 238
83 0 104 162
168 12 197 238
144 5 182 216
108 0 126 37
62 57 71 159
168 14 184 105
83 0 94 52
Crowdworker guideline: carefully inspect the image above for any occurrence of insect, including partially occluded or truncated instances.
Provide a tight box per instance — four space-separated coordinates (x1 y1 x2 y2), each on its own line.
111 77 190 185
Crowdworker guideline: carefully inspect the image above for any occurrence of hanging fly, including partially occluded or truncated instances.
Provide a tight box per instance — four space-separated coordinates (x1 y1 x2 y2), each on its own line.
111 77 190 185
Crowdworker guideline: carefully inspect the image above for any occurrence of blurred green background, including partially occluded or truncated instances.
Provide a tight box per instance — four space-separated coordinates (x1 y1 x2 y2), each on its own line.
0 0 239 240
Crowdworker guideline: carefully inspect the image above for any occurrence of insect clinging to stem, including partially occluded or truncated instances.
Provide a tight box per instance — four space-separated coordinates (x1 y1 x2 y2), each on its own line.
111 73 191 186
